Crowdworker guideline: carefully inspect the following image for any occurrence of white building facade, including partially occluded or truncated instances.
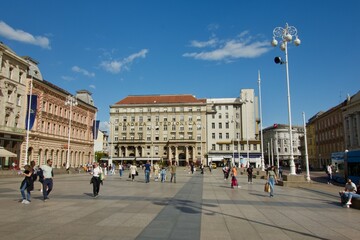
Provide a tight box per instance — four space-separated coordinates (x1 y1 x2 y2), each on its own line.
263 124 304 166
206 89 261 167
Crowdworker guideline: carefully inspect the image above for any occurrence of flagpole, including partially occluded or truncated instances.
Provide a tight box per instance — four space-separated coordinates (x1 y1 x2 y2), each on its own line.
24 70 37 167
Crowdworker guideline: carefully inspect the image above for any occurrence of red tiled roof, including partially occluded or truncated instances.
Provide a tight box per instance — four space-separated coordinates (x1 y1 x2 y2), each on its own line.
115 95 206 105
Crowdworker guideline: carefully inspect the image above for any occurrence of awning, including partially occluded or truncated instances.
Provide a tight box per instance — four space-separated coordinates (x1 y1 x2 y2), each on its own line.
0 147 17 157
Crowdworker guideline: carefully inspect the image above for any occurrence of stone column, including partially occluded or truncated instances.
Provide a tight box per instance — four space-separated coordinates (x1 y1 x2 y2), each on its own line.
185 145 189 165
175 146 179 162
348 115 354 148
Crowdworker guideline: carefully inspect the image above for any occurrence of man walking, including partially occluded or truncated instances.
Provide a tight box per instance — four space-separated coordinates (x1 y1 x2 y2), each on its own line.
41 159 53 202
247 165 253 184
170 162 177 183
144 160 151 183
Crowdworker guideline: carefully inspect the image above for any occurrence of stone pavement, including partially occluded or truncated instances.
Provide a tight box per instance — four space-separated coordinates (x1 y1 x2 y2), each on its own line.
0 168 359 240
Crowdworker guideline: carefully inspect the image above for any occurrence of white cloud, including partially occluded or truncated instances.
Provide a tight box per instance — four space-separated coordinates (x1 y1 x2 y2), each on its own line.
72 66 95 77
89 84 96 89
61 76 75 81
100 49 148 74
183 32 270 61
190 39 217 48
0 21 50 49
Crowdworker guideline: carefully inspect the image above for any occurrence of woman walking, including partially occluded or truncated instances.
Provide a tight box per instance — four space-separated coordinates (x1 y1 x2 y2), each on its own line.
20 164 34 204
91 162 103 198
129 162 137 181
267 166 278 197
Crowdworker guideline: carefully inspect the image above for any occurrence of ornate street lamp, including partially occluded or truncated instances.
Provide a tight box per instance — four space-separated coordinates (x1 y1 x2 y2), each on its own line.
272 23 301 175
258 71 265 171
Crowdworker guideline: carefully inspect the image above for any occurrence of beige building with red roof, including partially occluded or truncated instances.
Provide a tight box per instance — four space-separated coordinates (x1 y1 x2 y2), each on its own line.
109 94 208 166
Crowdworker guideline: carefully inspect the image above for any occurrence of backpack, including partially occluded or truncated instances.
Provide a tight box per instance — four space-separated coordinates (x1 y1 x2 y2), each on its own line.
37 168 44 183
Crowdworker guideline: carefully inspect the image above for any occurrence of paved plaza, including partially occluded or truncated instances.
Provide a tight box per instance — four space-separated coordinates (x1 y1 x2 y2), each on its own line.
0 168 359 240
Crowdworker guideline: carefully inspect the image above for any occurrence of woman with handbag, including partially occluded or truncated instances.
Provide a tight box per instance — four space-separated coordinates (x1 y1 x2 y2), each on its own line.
129 162 138 181
267 166 278 197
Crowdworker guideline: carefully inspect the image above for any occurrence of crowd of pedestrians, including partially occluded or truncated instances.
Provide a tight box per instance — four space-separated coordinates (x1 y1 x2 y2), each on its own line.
18 159 359 211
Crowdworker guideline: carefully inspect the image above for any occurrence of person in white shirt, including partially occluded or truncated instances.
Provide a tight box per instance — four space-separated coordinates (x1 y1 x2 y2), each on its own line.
41 159 53 202
91 162 103 198
129 163 137 181
327 164 333 184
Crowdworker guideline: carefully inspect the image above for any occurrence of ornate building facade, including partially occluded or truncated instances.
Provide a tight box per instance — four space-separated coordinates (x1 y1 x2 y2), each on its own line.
0 43 29 169
343 91 360 151
109 95 207 166
20 60 97 168
262 124 304 166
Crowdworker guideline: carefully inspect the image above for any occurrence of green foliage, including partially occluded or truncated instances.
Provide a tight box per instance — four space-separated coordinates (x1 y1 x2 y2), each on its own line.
95 151 107 162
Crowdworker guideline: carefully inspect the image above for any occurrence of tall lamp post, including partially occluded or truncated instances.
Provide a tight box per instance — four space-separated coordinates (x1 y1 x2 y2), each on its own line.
65 95 78 170
271 23 301 175
258 71 265 171
231 117 235 167
303 112 311 182
108 121 114 166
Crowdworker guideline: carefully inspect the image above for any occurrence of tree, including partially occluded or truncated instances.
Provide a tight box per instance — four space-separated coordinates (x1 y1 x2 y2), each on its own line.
95 151 107 162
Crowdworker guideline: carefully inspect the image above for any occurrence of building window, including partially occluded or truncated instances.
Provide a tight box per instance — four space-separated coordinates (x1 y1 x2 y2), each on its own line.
9 67 13 79
219 123 222 129
225 122 229 129
19 72 23 83
218 113 222 119
212 133 215 139
226 133 229 139
219 133 222 139
212 123 215 129
139 116 143 122
212 144 216 150
17 94 21 106
226 144 230 150
219 144 223 150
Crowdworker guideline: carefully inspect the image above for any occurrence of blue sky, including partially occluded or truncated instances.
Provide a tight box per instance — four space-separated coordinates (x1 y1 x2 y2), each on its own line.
1 0 359 130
